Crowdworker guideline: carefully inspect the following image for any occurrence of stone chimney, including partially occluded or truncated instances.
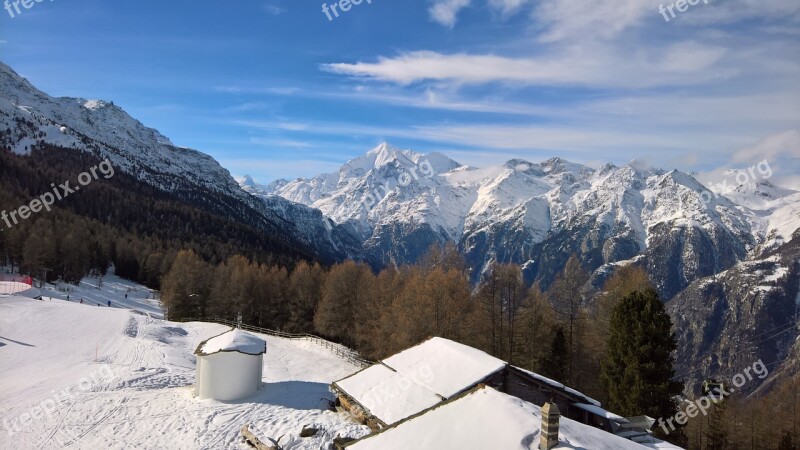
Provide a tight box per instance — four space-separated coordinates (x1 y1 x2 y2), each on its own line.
540 401 560 450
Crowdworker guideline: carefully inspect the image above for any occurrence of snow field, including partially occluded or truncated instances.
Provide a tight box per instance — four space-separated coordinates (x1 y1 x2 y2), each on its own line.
0 296 369 449
38 270 164 319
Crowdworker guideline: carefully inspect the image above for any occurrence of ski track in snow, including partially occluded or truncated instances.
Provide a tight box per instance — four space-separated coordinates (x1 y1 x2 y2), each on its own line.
0 296 369 449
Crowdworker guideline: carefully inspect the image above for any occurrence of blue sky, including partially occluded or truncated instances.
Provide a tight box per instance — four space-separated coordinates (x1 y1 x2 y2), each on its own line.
1 0 798 186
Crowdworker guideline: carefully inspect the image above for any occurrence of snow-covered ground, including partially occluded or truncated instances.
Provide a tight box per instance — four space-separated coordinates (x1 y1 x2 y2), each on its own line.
347 386 681 450
0 295 369 449
35 270 164 319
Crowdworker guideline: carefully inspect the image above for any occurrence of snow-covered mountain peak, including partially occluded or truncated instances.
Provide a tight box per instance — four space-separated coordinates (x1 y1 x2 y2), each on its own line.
82 99 111 110
627 157 656 172
0 61 234 192
367 142 404 165
342 142 412 175
540 157 592 177
366 141 396 156
732 179 796 201
241 175 258 188
255 144 798 290
597 163 619 176
418 151 462 173
503 159 545 176
660 169 706 191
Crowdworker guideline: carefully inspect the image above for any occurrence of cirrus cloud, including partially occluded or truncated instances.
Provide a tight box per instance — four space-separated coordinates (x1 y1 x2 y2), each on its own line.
322 42 728 88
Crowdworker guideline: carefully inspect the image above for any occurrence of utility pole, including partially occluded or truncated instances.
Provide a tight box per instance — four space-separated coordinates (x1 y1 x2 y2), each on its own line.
794 382 797 450
750 403 755 450
698 411 703 450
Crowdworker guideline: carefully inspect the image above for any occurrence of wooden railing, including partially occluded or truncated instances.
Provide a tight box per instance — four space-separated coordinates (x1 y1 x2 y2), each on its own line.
180 317 373 368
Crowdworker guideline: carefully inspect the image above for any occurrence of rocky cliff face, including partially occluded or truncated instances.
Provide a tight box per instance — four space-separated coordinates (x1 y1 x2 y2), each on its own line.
667 230 800 394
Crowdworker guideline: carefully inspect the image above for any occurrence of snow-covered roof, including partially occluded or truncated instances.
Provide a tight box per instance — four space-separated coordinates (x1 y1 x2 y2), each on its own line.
381 337 507 399
345 386 653 450
334 337 505 425
195 329 266 356
335 364 443 425
572 402 629 423
510 366 601 407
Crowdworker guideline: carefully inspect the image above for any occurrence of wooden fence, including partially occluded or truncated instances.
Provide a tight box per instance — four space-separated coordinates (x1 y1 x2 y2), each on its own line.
180 317 373 368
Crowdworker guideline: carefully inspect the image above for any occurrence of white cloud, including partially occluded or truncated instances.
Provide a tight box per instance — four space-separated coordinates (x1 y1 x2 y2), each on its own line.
533 0 656 42
427 0 799 44
429 0 471 28
680 0 800 26
322 42 729 88
690 129 800 193
732 129 800 164
262 3 285 15
249 137 313 148
428 0 536 26
411 123 680 151
488 0 529 17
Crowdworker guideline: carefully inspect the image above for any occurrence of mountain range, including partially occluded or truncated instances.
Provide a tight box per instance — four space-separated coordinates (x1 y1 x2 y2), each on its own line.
1 60 797 394
250 143 797 293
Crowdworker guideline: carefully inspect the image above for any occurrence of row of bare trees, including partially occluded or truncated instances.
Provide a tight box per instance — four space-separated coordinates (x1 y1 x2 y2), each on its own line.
161 244 657 402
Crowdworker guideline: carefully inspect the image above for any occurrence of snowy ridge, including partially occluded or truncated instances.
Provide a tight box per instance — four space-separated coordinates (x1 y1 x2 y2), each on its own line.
0 62 235 195
247 142 796 292
0 61 358 263
254 144 766 249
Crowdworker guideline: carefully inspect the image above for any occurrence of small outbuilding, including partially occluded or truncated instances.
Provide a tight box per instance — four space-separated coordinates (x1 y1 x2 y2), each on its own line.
194 328 266 401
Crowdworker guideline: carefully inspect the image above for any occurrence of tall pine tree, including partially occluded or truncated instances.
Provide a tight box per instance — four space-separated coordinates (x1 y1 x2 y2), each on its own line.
542 325 569 382
601 289 683 435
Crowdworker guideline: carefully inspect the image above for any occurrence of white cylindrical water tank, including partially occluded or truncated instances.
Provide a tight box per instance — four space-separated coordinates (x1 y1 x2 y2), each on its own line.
194 328 266 401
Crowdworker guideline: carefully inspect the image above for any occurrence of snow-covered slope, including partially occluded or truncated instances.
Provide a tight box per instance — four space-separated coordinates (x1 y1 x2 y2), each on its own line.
34 268 164 318
0 296 369 449
722 179 800 249
0 61 360 263
0 63 236 195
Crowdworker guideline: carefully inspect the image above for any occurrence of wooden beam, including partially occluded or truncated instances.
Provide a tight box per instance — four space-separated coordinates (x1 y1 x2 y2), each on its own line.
241 425 279 450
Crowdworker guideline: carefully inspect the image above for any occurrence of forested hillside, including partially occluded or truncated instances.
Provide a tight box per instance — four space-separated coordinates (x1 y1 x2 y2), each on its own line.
0 144 313 287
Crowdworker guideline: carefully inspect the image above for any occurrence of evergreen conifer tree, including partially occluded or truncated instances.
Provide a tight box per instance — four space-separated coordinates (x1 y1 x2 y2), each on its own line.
601 289 683 436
